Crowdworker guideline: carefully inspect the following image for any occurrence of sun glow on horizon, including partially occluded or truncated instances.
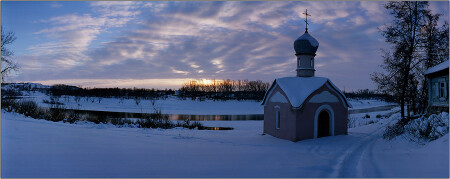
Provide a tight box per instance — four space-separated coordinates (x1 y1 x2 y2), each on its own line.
200 79 222 86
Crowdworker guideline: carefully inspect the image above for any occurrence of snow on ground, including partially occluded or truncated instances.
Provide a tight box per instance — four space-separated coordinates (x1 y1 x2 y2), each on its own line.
2 110 448 178
347 98 395 109
24 91 395 115
348 107 399 128
372 133 449 178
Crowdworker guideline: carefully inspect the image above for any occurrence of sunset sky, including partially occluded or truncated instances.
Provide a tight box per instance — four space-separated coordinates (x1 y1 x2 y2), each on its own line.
2 1 449 90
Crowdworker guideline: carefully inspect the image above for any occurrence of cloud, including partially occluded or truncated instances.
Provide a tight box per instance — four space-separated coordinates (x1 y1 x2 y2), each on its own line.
50 2 62 8
359 1 388 23
428 1 450 26
294 2 357 23
24 2 143 73
349 16 366 26
12 1 449 91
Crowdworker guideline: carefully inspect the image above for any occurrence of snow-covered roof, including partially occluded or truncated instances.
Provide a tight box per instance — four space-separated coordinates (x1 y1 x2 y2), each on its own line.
424 60 449 75
262 77 351 108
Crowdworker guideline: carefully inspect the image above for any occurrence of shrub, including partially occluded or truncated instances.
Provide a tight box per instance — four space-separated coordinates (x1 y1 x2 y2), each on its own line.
85 114 107 124
109 118 136 127
160 118 175 129
16 100 38 117
2 97 205 130
138 110 174 129
45 106 66 122
1 99 46 119
364 114 370 118
404 112 449 141
383 121 405 140
176 118 204 129
138 117 173 129
190 121 204 129
376 114 383 118
110 118 125 126
65 110 81 124
1 98 16 112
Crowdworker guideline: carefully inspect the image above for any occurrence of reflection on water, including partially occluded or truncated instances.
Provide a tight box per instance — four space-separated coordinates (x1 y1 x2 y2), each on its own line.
168 114 263 121
54 108 239 130
198 127 234 130
58 109 262 122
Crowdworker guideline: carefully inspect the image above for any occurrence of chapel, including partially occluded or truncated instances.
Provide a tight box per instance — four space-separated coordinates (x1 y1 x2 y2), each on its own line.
261 11 352 141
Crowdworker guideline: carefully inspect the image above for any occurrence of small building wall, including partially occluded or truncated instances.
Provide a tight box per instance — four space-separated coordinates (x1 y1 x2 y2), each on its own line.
263 85 297 141
264 83 349 142
294 84 348 141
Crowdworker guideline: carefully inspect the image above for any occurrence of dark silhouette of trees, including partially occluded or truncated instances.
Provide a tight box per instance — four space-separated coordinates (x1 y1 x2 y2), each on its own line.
179 79 270 101
43 79 271 101
48 84 174 100
372 1 448 118
343 89 394 102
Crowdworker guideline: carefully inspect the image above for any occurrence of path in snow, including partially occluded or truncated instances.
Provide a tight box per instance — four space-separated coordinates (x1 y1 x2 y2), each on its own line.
331 118 395 178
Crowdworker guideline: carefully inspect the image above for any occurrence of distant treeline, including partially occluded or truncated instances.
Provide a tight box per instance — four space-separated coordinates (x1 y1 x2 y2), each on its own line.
46 79 271 101
48 84 174 99
179 79 271 101
4 82 393 102
344 89 394 102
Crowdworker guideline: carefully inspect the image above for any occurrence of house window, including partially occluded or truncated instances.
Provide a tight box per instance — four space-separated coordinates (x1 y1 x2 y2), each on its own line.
298 59 300 67
276 110 280 129
310 58 313 67
439 82 447 98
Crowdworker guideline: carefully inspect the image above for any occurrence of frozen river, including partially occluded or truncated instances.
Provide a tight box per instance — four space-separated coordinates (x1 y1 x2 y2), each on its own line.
52 104 398 122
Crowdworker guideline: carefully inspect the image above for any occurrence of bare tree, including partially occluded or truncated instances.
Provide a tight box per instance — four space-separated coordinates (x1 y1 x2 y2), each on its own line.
372 1 428 119
1 27 18 82
372 1 448 118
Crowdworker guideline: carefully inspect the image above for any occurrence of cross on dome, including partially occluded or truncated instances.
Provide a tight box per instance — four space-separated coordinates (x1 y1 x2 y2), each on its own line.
302 9 311 33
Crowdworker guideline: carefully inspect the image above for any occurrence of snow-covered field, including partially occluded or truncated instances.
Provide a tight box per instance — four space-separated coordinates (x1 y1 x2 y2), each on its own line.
23 91 394 115
2 110 448 178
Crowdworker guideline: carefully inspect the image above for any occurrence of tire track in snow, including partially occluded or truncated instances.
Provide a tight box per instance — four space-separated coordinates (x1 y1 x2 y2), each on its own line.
362 138 382 178
330 118 395 178
329 133 374 178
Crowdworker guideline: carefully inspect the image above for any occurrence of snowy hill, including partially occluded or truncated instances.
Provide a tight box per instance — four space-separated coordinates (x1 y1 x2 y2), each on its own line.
1 82 51 90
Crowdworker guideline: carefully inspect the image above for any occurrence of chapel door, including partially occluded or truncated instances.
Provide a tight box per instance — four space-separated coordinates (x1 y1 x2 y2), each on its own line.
318 110 330 138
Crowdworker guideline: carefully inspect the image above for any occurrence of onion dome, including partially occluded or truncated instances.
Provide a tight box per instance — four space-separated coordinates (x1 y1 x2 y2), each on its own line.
293 31 319 55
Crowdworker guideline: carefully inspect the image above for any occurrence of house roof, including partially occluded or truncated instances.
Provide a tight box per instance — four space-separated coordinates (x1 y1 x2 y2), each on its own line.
261 77 352 108
424 60 449 75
